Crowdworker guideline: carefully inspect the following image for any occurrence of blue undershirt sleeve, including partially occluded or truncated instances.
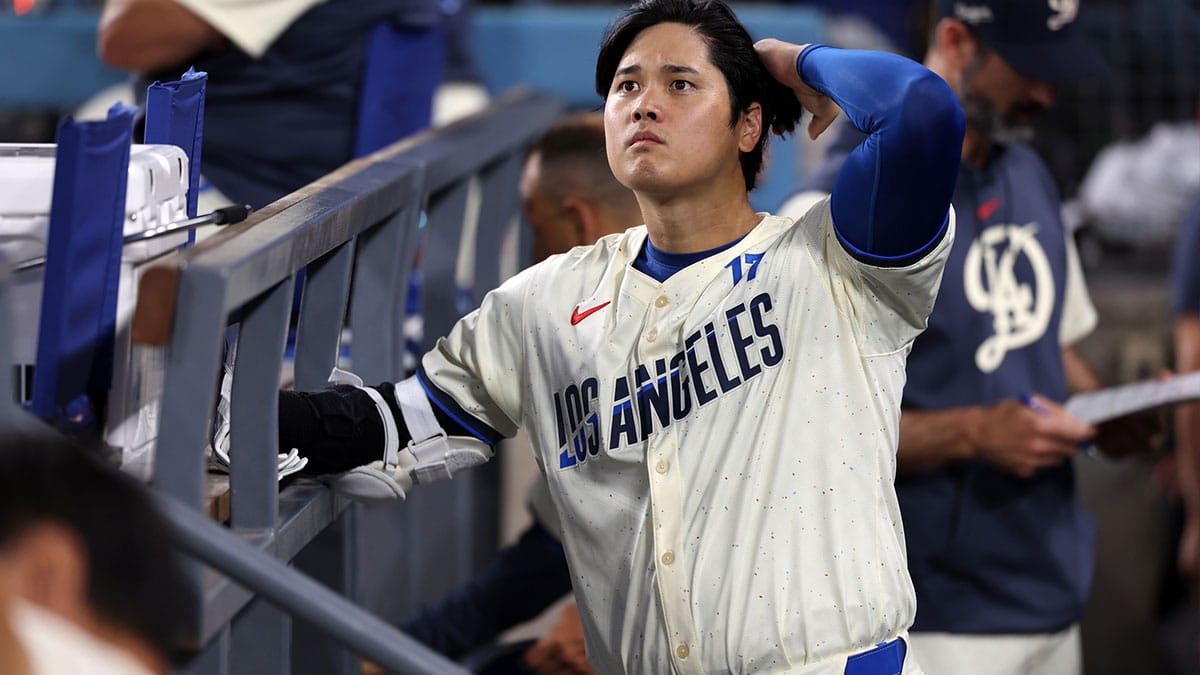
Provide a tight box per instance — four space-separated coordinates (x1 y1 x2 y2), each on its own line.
796 45 965 266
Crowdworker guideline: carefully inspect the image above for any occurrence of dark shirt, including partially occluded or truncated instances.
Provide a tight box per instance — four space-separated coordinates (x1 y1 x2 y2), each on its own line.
144 0 442 208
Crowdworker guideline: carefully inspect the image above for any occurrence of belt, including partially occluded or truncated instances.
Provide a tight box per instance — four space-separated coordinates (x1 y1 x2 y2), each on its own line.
844 637 906 675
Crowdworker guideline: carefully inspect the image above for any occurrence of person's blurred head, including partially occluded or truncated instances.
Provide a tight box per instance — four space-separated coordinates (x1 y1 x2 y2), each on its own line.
521 113 643 263
594 0 802 195
0 431 188 674
926 0 1108 142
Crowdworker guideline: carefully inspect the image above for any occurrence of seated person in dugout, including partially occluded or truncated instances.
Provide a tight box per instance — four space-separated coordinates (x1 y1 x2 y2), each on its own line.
0 431 188 675
262 0 966 670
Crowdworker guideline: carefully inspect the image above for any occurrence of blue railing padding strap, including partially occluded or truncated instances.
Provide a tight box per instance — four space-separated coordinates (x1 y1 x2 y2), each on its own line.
354 22 444 157
145 67 207 234
31 104 134 422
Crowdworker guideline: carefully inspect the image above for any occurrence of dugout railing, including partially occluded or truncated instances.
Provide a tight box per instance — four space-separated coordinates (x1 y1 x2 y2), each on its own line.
128 88 563 674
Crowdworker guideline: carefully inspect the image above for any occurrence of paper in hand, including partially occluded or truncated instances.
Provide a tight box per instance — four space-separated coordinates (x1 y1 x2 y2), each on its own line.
1065 371 1200 425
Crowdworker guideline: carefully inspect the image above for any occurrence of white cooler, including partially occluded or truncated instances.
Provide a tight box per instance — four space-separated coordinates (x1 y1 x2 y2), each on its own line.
0 143 190 477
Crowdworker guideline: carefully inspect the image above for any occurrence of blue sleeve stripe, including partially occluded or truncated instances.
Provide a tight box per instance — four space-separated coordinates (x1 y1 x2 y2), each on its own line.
834 210 950 268
415 365 505 445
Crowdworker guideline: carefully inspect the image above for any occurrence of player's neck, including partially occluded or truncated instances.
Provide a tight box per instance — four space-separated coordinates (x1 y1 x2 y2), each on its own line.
638 191 760 254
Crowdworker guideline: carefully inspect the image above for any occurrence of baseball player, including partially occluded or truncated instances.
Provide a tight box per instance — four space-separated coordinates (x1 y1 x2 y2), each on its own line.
274 0 965 671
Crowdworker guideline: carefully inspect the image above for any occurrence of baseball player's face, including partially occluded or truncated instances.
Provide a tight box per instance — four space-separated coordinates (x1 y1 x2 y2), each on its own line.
602 22 751 198
959 47 1056 143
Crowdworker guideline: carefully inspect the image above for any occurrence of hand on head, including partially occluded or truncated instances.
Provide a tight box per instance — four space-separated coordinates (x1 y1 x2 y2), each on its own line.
753 39 840 139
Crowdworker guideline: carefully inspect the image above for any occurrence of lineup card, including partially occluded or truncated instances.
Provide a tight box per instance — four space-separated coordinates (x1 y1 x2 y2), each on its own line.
1065 371 1200 424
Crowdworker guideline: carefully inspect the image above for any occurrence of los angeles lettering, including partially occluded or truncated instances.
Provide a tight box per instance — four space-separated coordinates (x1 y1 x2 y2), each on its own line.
553 292 783 469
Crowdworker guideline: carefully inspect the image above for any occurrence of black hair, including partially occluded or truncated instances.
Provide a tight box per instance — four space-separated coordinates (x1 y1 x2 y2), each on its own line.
528 113 609 184
594 0 804 190
0 431 190 661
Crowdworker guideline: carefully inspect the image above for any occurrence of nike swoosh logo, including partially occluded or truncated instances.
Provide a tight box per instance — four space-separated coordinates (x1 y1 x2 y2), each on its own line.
570 301 611 326
977 196 1001 221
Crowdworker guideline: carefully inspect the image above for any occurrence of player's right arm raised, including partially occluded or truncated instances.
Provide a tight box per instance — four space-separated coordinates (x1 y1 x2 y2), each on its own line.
756 41 965 265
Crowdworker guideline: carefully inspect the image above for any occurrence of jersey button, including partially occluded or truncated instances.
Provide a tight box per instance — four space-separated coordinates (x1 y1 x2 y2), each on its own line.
661 551 675 565
655 295 669 308
655 459 669 474
646 328 658 342
676 644 689 659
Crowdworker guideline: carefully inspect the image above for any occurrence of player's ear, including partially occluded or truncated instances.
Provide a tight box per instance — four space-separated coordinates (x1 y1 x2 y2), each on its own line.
935 18 977 73
563 198 599 247
738 103 763 153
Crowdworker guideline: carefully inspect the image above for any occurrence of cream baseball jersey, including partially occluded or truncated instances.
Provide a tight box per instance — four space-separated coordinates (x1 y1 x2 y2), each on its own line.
422 200 955 673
